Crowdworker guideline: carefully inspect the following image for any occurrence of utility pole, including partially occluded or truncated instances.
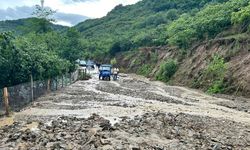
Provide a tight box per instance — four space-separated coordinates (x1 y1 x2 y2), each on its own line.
41 0 44 8
31 74 34 101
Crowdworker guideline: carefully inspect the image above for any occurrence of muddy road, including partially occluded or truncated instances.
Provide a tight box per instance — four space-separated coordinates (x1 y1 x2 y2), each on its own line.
0 73 250 149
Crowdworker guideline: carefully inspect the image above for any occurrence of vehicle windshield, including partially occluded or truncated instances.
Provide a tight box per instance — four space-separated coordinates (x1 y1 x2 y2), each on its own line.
100 66 111 71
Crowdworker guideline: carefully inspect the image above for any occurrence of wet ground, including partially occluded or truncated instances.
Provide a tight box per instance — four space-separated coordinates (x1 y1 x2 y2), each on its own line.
0 72 250 149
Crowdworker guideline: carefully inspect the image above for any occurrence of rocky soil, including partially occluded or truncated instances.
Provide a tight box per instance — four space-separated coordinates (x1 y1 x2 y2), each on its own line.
1 113 250 150
0 73 250 149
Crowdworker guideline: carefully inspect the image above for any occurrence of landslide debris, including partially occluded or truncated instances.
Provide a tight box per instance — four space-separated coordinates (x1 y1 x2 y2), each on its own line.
0 112 249 150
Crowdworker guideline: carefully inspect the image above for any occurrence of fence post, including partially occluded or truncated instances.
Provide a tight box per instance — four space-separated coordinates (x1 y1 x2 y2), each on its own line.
30 74 34 102
62 75 64 88
70 72 72 84
78 69 81 80
65 75 67 86
83 69 85 80
55 77 58 90
47 79 51 93
3 87 10 116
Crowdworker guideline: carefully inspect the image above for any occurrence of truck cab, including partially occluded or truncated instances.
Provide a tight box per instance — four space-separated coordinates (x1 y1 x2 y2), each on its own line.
99 64 112 81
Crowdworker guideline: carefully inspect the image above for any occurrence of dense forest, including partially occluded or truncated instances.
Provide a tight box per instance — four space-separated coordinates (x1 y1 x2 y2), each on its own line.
1 0 250 95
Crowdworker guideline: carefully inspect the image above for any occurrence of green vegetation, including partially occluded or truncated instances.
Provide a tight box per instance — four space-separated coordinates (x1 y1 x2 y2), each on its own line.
156 59 178 82
110 58 117 66
0 27 86 88
205 55 227 94
137 64 153 76
74 0 229 58
193 55 227 94
167 0 249 48
0 31 75 88
232 2 250 31
69 0 250 60
0 18 67 35
0 3 83 88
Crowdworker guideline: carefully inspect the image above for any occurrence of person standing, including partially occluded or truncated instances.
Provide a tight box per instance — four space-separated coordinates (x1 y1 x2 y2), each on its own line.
113 68 119 80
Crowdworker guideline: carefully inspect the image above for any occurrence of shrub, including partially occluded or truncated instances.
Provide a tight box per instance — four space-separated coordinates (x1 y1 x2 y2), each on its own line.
110 58 117 66
207 80 224 94
204 55 227 94
156 59 178 82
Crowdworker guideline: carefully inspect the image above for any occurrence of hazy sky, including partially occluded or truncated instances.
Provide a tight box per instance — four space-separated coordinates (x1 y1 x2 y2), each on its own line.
0 0 140 26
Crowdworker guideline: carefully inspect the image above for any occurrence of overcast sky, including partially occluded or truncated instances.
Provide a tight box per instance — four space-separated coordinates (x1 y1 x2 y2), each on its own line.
0 0 140 26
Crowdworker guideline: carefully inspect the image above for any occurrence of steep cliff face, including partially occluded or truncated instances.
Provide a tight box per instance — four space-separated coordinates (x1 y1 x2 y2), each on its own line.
117 35 250 97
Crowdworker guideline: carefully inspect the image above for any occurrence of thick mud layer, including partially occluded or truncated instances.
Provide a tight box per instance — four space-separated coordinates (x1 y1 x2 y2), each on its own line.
1 113 250 150
0 73 250 149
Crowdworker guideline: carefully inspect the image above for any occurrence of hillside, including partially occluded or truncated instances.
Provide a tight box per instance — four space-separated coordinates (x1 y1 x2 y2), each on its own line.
75 0 229 58
116 34 250 97
74 0 250 97
0 18 68 35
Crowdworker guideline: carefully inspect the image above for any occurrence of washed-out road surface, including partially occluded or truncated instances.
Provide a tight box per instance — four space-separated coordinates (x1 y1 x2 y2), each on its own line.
0 72 250 149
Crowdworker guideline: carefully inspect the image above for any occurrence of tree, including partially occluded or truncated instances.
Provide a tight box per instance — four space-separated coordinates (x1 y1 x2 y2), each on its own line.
167 0 249 48
232 3 250 31
59 28 83 71
166 9 179 20
32 0 56 33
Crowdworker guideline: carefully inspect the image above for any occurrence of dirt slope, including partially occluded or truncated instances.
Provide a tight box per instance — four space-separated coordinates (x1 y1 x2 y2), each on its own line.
117 36 250 98
173 37 250 97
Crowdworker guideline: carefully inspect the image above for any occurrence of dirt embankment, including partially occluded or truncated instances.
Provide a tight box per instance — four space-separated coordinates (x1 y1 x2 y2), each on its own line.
117 37 250 98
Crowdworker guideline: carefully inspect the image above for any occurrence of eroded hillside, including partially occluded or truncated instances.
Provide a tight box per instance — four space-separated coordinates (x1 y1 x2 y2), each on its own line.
116 34 250 98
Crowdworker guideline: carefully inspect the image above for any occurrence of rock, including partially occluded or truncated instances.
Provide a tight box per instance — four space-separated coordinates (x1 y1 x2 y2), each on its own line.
55 134 64 141
46 142 61 149
101 145 115 150
100 120 112 131
16 142 28 150
212 144 221 150
60 143 68 149
8 132 22 141
64 133 72 139
100 138 111 145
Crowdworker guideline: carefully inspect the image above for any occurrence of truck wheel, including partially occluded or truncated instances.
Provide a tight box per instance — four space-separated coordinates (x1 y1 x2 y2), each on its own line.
108 77 111 81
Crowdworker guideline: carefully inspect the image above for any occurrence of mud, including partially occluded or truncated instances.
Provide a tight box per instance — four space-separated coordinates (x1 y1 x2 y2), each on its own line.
1 113 250 150
214 94 250 113
0 73 250 149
